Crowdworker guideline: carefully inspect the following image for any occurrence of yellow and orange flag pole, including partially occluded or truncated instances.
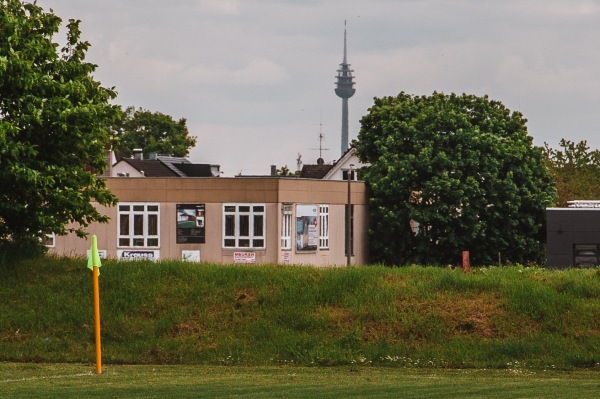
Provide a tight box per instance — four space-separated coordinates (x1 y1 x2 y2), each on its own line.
87 235 103 374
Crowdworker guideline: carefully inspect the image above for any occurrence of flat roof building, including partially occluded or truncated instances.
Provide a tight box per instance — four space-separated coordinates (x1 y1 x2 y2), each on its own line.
48 177 368 266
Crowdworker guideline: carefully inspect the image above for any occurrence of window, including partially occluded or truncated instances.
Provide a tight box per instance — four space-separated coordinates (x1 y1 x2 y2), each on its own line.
118 203 160 247
42 233 55 247
281 204 292 250
342 169 358 181
223 204 266 249
574 244 599 267
319 204 329 249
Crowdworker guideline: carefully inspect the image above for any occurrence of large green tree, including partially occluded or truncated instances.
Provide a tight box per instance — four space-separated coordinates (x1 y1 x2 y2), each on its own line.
112 106 197 159
542 139 600 206
356 92 556 266
0 0 119 250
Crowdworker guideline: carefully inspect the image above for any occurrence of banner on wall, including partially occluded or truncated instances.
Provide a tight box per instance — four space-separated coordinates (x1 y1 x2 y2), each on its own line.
296 205 318 252
176 204 206 244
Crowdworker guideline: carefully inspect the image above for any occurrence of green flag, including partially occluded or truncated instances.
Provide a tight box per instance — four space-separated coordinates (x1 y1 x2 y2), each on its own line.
87 235 102 275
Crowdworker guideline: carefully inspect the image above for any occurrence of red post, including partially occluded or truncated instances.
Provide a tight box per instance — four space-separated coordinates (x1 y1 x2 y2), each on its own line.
462 251 470 272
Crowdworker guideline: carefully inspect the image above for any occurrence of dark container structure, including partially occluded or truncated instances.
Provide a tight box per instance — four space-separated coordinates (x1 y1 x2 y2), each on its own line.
547 202 600 268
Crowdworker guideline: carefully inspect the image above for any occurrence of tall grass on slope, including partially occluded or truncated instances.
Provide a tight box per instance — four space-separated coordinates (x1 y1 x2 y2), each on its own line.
0 257 599 370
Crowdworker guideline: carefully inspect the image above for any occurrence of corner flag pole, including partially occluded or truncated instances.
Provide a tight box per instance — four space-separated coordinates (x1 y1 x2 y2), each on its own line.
87 235 103 374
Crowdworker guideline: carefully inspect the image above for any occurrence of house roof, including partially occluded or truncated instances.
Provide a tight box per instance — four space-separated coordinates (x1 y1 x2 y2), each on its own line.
156 156 190 177
120 158 180 177
322 147 367 180
299 164 334 179
174 163 217 177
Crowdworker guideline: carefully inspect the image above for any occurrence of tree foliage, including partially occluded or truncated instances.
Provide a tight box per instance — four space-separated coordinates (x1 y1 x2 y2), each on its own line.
0 0 119 249
277 165 299 176
356 92 556 266
112 106 197 159
542 139 600 206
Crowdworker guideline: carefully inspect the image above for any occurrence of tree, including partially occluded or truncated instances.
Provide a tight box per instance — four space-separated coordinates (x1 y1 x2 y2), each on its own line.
0 0 119 251
542 139 600 206
112 106 197 159
355 92 556 266
276 165 299 176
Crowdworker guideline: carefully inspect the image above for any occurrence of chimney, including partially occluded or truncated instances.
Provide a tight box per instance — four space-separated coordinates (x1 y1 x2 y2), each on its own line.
271 165 277 176
133 148 143 160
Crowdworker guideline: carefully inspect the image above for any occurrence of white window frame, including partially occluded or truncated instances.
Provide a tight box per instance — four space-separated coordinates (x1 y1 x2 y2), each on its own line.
281 204 292 250
42 233 56 248
223 203 266 249
117 203 160 248
319 204 329 249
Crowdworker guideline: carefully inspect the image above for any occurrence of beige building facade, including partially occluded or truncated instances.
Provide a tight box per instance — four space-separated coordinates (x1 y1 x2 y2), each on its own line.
49 177 369 266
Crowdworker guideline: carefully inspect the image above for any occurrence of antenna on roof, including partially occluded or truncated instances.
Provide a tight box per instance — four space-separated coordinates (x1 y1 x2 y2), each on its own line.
296 153 302 172
310 120 330 161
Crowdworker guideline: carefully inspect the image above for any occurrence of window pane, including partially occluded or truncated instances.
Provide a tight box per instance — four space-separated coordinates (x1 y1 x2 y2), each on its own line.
225 206 236 212
224 239 235 247
120 214 129 235
148 205 159 212
253 239 264 247
148 214 158 235
239 215 249 236
225 215 235 236
147 238 159 247
239 206 250 212
133 238 144 246
133 205 144 211
119 238 129 246
253 206 264 212
134 214 144 235
254 215 264 236
119 205 130 212
239 239 250 247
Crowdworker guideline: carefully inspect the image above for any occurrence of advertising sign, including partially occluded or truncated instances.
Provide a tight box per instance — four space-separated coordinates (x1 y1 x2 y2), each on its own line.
86 249 107 259
117 250 160 260
296 205 318 252
176 204 206 244
182 250 201 262
234 252 256 263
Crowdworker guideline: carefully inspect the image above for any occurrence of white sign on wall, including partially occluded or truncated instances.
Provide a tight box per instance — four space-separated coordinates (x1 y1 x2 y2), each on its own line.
182 250 201 262
234 252 256 263
86 249 107 259
117 250 160 261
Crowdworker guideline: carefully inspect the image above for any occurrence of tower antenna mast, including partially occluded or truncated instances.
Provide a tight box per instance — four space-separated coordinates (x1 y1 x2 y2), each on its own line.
334 20 356 156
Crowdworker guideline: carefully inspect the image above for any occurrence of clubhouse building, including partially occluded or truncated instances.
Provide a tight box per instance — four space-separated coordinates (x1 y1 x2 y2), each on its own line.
47 176 368 266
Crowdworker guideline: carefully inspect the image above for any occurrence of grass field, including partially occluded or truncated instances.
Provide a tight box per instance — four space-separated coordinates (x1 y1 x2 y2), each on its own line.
1 363 599 398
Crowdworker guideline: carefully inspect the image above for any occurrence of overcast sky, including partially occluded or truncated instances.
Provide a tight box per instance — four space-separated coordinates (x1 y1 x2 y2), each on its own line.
38 0 600 176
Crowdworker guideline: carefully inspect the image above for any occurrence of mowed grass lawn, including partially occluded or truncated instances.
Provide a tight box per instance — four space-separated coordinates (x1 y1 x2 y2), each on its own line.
1 363 599 399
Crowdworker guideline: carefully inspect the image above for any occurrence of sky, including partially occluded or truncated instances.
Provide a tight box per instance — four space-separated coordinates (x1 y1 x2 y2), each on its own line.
37 0 600 176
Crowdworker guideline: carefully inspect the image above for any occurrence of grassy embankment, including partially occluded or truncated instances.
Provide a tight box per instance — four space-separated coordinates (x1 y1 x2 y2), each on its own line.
0 256 598 370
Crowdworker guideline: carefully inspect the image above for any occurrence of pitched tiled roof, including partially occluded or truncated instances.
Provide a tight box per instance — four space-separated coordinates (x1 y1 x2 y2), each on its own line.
299 164 334 179
156 156 190 177
121 158 180 177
